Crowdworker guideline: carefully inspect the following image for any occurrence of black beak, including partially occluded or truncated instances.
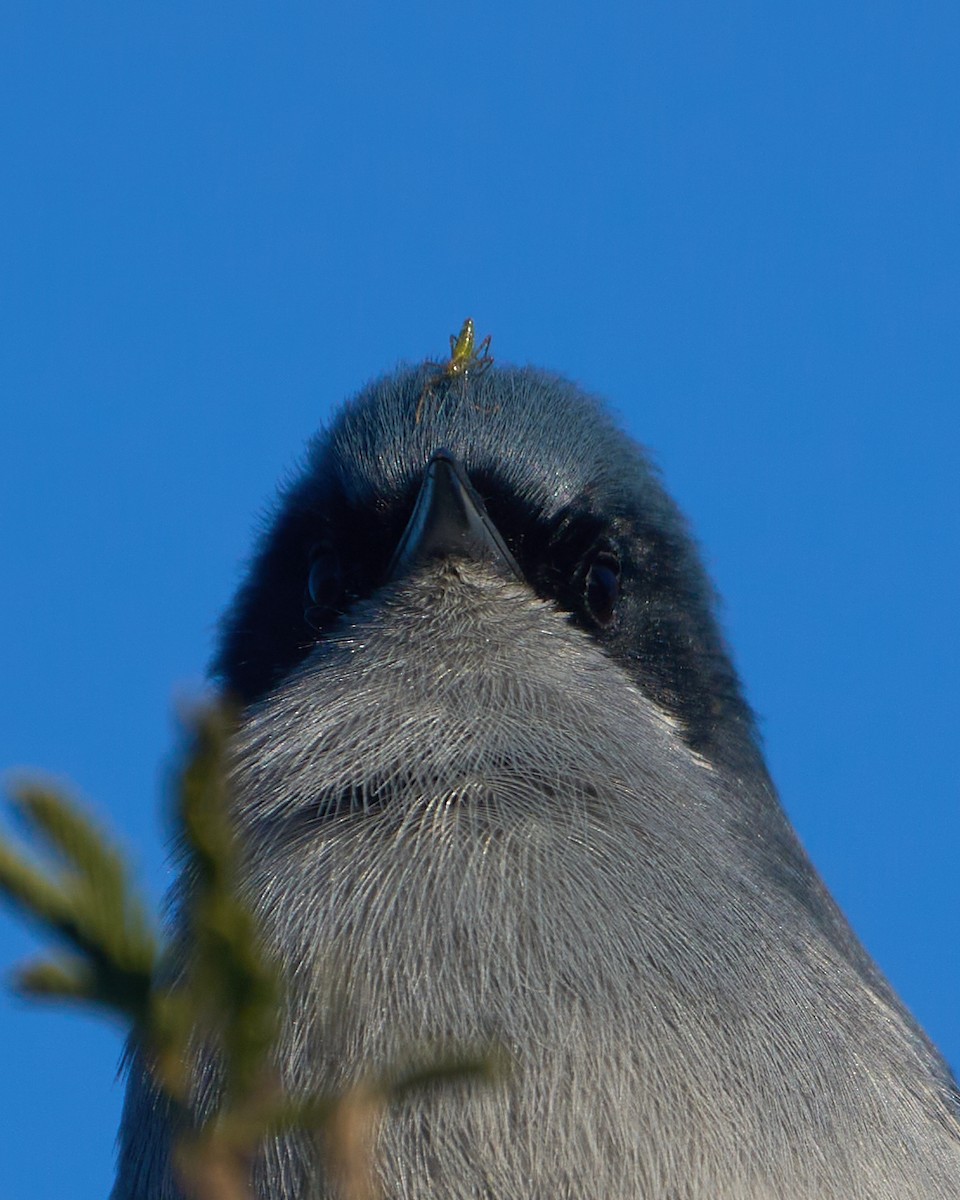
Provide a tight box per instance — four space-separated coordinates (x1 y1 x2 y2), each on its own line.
387 449 523 583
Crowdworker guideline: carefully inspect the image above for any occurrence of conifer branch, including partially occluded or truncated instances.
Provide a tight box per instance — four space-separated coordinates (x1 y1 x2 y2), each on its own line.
0 704 500 1200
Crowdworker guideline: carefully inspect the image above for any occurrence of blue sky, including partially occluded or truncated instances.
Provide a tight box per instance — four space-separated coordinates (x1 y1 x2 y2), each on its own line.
2 3 958 1195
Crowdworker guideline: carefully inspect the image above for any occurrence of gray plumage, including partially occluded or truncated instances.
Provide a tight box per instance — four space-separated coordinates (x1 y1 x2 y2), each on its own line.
113 363 960 1198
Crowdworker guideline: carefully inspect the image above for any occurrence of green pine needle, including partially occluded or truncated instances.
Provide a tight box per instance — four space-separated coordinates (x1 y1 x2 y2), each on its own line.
171 706 280 1105
0 785 158 1025
15 955 96 1002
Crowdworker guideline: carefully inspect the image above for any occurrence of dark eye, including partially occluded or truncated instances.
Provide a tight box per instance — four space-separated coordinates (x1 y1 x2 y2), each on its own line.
304 545 342 629
584 552 620 626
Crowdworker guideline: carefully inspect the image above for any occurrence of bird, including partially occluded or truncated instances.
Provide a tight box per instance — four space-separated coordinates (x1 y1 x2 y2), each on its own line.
113 342 960 1198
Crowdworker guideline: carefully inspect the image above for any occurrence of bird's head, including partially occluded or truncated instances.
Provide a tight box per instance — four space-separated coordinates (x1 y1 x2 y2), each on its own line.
216 363 761 777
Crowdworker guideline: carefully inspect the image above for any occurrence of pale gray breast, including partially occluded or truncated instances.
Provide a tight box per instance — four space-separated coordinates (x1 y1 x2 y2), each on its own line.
222 563 960 1200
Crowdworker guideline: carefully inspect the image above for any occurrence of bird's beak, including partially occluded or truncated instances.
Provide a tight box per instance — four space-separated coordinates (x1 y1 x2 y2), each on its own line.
387 449 523 583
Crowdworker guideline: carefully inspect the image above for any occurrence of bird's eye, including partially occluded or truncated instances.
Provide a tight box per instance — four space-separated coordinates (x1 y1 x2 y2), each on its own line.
304 545 342 629
584 552 620 626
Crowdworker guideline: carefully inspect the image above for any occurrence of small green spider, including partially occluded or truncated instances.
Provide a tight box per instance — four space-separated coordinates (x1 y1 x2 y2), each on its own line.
415 317 494 424
444 317 493 378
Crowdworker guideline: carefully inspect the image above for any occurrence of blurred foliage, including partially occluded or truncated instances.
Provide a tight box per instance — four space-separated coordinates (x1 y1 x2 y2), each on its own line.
0 705 500 1200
